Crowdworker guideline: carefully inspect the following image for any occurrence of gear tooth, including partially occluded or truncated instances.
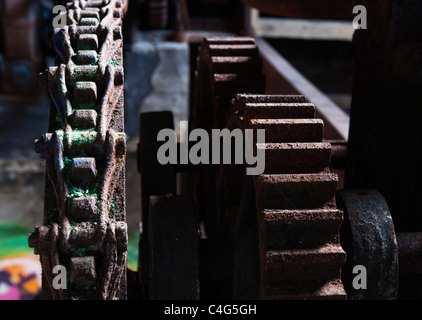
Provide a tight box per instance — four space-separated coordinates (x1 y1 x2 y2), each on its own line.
241 101 316 121
68 223 98 248
70 196 97 221
70 256 97 288
263 245 346 283
260 142 332 174
79 17 99 26
79 8 100 20
211 56 263 74
261 209 344 248
71 157 97 186
248 118 324 143
74 81 97 105
72 109 98 129
76 50 98 65
77 34 99 51
207 44 260 57
255 173 338 210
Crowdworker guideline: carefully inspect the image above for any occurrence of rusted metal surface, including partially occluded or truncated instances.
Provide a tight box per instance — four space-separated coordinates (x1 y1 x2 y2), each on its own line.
181 37 267 298
336 189 398 300
248 119 324 143
137 111 177 298
137 112 200 300
188 37 347 299
192 36 265 246
148 195 199 300
195 39 265 298
193 37 266 131
137 36 347 300
29 0 128 300
240 0 353 19
256 174 338 210
233 94 346 300
261 143 332 174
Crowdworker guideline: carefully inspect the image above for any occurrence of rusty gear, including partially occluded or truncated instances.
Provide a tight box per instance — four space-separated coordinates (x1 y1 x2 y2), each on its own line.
29 0 128 300
193 37 346 299
232 94 346 299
